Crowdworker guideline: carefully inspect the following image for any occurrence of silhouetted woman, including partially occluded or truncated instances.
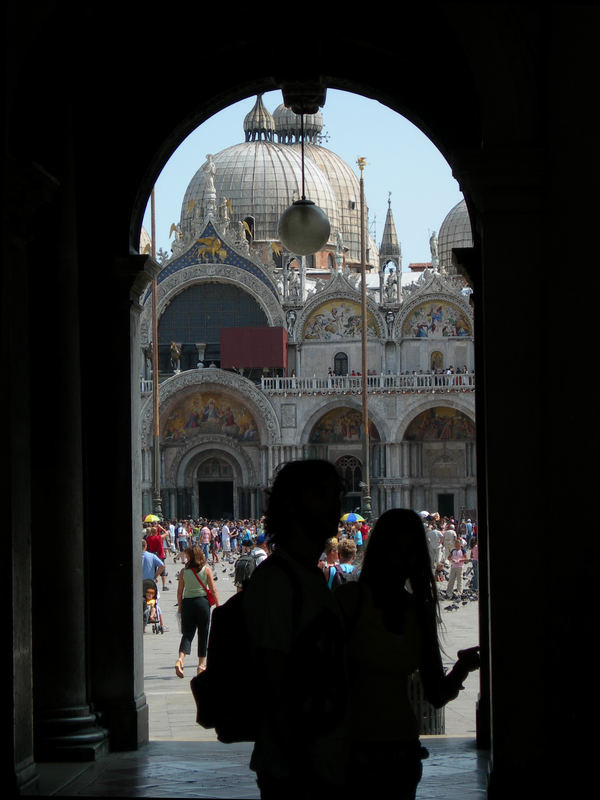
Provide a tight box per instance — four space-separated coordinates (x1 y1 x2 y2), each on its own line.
334 508 480 800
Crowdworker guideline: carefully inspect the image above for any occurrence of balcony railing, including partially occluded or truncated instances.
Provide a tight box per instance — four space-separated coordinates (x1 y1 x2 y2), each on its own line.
140 371 475 396
260 372 475 394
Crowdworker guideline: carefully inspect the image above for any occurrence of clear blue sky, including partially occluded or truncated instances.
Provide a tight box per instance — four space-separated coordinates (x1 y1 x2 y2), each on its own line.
143 89 464 270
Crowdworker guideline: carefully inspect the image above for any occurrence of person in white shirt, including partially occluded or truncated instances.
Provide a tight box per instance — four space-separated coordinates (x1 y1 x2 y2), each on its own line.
250 533 269 566
167 522 176 556
442 523 456 561
221 522 231 560
425 523 443 573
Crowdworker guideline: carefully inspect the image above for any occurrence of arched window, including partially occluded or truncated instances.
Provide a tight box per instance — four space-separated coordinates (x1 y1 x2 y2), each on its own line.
334 352 348 375
431 350 444 370
158 283 268 369
337 455 362 492
336 455 363 513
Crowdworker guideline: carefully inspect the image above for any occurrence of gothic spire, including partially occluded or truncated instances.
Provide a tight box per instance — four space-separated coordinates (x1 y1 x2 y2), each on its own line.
379 193 402 271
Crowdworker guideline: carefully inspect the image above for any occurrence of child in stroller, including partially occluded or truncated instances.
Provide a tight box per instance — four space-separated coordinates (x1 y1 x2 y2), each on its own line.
143 578 166 633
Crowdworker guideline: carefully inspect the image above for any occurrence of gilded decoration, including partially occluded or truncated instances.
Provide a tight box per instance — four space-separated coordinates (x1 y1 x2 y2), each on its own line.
302 299 380 340
161 391 259 445
401 300 472 338
404 407 475 441
309 407 380 443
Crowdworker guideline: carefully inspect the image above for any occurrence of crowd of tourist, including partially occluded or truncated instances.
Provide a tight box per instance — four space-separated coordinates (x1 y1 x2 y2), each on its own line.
142 510 478 593
421 512 479 597
141 506 478 676
140 476 480 800
143 517 264 564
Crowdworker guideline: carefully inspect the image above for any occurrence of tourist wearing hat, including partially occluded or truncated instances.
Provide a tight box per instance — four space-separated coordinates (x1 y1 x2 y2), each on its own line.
251 533 269 566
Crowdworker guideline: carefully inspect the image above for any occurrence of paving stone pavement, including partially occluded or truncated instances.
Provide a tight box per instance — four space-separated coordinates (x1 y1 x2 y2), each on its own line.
145 554 482 741
36 554 488 796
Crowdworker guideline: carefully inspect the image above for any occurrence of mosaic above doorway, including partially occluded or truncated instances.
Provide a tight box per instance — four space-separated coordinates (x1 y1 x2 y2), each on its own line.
303 299 380 340
404 407 475 440
162 391 259 443
402 301 471 338
309 407 380 443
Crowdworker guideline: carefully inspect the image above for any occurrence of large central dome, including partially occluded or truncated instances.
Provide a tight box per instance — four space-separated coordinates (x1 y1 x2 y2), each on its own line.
179 95 377 267
181 140 340 245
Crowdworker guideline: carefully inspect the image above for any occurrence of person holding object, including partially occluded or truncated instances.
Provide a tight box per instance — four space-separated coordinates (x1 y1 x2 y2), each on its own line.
334 508 480 800
175 545 220 678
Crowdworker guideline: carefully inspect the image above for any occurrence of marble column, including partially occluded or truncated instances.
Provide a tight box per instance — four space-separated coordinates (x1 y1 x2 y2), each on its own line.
7 161 56 790
81 254 159 751
30 158 109 761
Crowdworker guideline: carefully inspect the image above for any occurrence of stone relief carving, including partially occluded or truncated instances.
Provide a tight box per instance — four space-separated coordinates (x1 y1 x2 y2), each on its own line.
285 309 297 338
383 267 398 304
281 403 297 428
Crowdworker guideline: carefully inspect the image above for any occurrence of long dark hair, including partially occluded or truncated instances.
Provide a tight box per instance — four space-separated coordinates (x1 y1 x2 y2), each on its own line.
360 508 441 635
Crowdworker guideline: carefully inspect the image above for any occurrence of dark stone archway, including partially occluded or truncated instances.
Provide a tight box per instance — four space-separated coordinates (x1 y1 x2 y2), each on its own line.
6 5 598 796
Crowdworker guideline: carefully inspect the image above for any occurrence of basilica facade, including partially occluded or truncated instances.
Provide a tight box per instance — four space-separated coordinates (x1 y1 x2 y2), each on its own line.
139 96 476 521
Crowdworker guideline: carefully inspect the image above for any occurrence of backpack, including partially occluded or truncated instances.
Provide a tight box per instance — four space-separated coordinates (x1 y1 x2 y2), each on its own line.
191 553 347 743
327 563 359 590
190 592 254 742
190 554 300 743
233 551 261 587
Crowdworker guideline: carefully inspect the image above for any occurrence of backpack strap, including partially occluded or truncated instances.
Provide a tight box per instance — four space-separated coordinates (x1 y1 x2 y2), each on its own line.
327 564 338 590
191 568 215 605
191 568 208 590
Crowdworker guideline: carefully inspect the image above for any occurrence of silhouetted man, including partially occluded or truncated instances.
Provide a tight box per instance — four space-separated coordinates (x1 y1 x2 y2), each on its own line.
243 460 347 800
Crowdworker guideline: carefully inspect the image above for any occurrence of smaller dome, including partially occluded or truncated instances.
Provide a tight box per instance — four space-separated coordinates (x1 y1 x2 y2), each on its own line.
244 94 275 142
273 103 323 143
437 199 472 271
139 226 152 255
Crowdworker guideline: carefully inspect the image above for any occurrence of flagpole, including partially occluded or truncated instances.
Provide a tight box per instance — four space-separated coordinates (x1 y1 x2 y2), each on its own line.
357 158 372 522
151 187 163 517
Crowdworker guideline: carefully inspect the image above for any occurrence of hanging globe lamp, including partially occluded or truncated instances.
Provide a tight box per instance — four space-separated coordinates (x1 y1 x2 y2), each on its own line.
278 112 330 255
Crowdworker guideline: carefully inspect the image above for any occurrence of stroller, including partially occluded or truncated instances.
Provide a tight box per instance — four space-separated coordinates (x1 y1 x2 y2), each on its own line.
143 578 165 634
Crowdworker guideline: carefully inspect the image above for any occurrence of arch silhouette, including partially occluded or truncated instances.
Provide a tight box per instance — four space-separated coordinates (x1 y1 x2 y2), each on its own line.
7 8 596 796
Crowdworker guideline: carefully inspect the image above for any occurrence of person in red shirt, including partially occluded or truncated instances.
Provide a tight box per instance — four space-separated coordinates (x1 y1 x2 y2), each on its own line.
360 521 369 542
145 525 168 590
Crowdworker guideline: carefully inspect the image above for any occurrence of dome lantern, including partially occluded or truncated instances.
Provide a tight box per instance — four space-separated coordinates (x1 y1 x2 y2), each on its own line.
273 103 323 144
244 94 275 142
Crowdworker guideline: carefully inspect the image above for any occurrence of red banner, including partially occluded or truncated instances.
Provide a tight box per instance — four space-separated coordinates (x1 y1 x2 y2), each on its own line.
220 326 288 369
